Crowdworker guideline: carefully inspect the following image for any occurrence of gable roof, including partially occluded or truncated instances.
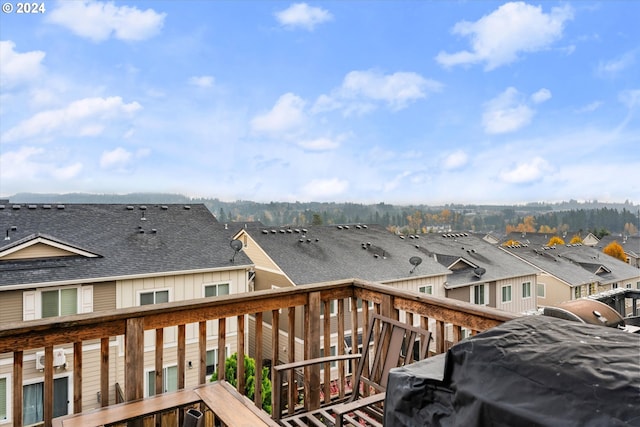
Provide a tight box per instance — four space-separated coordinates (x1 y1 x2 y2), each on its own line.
403 233 539 289
237 224 451 285
501 243 639 287
0 203 251 289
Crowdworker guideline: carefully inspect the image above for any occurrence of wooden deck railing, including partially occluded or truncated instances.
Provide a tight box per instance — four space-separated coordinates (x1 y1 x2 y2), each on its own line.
0 279 518 427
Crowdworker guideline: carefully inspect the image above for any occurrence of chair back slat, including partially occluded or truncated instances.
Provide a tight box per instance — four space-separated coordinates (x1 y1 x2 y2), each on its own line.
351 313 432 401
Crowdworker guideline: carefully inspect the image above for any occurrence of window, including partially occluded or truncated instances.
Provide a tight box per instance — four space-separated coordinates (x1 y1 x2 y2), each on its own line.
350 298 373 311
537 283 546 298
320 345 337 368
41 288 77 318
0 376 7 422
574 287 581 299
612 283 618 289
140 290 169 306
501 285 512 303
320 300 337 317
204 283 229 297
589 283 597 295
147 366 177 396
472 285 487 305
419 285 433 295
23 377 68 425
637 281 640 290
522 282 532 299
206 347 229 376
626 283 631 289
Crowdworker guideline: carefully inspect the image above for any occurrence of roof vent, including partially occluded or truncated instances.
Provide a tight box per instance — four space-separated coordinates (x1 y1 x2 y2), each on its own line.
151 229 157 234
126 206 134 210
262 230 269 234
362 225 368 229
56 205 65 209
337 226 343 230
43 204 51 209
344 225 349 229
12 205 20 210
140 205 147 210
473 267 486 278
183 205 191 210
302 228 308 233
161 205 168 210
28 205 37 209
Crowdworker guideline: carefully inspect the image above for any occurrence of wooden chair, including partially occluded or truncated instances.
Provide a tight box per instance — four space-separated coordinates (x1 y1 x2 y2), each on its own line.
273 313 432 426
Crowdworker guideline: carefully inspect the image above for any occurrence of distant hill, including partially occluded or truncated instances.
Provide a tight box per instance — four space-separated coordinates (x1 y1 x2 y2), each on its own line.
5 192 638 234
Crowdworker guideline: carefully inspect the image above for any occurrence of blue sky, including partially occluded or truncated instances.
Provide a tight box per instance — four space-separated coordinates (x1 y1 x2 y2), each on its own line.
1 1 639 205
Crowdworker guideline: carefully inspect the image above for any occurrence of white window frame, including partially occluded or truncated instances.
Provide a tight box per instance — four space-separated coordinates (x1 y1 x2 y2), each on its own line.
205 345 230 380
537 283 546 298
145 365 178 397
471 284 487 305
419 285 433 295
501 285 512 303
23 285 90 321
0 374 10 424
349 298 373 312
320 345 338 369
138 288 171 306
320 300 337 318
22 374 71 425
203 282 230 298
522 281 532 299
574 287 581 299
625 283 631 289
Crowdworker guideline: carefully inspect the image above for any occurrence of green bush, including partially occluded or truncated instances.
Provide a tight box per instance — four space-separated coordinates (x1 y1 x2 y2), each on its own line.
210 352 272 414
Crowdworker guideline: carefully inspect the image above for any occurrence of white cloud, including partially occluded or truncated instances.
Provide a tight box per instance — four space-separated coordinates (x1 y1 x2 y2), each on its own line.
575 101 602 113
251 93 306 133
442 150 469 170
2 96 142 142
482 87 534 134
0 146 82 181
619 89 640 109
297 137 340 151
597 51 636 77
314 70 442 115
531 88 551 104
275 3 333 31
189 75 214 88
47 0 166 42
0 41 45 88
301 178 348 199
100 147 132 169
499 156 552 184
436 2 573 70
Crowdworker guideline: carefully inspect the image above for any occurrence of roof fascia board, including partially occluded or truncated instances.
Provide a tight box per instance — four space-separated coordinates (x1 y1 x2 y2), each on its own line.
0 263 254 291
0 236 99 259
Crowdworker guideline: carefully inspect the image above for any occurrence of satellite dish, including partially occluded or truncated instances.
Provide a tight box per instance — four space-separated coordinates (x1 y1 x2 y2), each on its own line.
230 239 243 262
409 256 422 274
473 267 486 278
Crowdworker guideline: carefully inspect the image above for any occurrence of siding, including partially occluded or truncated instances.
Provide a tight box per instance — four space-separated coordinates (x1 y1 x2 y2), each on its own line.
0 290 23 323
93 282 116 312
1 242 75 260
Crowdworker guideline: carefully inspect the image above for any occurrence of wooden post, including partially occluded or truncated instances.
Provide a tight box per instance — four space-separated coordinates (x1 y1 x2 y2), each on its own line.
155 329 164 396
125 318 144 401
255 312 263 409
306 291 321 410
287 307 296 415
337 299 345 399
198 321 207 384
323 301 331 404
178 324 186 390
74 342 83 413
44 346 53 427
217 319 226 381
13 351 23 427
100 337 109 407
237 315 245 395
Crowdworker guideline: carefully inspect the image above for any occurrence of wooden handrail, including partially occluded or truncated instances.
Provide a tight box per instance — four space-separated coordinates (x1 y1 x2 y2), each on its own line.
1 278 517 427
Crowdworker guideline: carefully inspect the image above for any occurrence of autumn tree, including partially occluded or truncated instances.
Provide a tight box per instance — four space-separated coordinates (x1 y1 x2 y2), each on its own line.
624 222 638 236
407 210 423 234
569 234 583 244
538 225 557 234
547 236 565 247
603 241 627 263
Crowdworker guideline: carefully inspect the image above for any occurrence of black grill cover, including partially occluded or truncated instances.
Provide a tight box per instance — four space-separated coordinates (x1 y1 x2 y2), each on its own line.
384 315 640 427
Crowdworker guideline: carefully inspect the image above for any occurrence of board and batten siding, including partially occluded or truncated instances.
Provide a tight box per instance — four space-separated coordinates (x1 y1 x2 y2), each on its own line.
0 289 22 323
383 275 447 297
495 275 538 313
0 242 75 260
238 232 282 272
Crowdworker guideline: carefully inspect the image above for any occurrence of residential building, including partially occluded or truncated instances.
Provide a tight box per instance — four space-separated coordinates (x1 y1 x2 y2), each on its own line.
0 203 253 424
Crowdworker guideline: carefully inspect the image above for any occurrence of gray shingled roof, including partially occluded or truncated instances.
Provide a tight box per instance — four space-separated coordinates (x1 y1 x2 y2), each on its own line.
501 243 639 287
0 203 251 288
242 224 451 285
402 232 539 289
